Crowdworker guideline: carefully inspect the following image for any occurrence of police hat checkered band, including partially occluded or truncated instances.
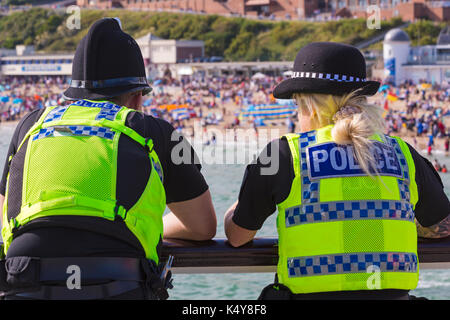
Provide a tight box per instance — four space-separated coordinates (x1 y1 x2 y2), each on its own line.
291 72 366 83
287 252 418 277
33 125 115 141
69 76 148 89
44 106 69 123
285 199 415 227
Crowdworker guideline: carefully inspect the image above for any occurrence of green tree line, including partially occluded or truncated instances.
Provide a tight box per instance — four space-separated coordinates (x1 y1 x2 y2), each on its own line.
0 8 446 61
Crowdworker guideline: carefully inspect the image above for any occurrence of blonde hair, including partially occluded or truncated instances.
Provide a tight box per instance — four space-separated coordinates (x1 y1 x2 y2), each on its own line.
293 89 385 176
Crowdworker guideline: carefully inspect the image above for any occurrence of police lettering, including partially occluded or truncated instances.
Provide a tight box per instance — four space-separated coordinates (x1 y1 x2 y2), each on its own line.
308 142 402 179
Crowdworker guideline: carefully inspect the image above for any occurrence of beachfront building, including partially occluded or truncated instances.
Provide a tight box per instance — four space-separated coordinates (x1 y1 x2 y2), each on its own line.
136 33 205 78
0 45 73 78
0 36 205 79
173 60 292 79
76 0 449 21
325 0 449 21
383 27 450 86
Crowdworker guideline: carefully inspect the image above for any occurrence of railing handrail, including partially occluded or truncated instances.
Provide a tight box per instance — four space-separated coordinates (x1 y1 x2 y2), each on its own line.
161 237 450 273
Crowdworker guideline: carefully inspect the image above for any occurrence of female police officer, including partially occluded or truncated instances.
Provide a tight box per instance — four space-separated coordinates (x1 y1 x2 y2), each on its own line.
224 42 450 300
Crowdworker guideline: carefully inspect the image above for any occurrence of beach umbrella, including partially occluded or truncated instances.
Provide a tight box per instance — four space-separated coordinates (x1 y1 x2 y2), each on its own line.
251 72 267 80
378 85 389 92
0 96 9 103
13 98 23 104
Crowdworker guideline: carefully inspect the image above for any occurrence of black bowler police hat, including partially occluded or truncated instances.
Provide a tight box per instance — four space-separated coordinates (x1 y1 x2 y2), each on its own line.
273 42 380 99
63 18 152 101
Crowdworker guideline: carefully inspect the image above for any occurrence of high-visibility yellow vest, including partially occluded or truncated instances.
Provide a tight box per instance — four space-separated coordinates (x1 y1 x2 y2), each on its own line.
276 124 419 294
2 99 166 263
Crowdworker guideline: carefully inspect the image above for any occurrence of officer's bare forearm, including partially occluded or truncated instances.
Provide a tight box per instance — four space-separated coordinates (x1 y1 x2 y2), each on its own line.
163 190 217 241
224 201 257 247
416 214 450 239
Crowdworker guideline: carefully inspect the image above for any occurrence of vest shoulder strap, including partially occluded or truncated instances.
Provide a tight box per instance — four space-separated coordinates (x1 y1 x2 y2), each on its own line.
282 133 301 178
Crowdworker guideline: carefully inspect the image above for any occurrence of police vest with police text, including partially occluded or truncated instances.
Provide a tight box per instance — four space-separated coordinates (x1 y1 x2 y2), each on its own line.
2 100 166 264
276 124 419 294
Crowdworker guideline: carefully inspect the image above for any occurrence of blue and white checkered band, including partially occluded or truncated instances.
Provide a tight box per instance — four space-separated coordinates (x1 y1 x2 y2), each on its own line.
44 106 69 123
291 72 367 83
299 130 319 204
285 132 415 228
386 135 410 181
71 100 122 121
33 125 115 141
286 200 415 226
287 252 418 277
152 158 164 183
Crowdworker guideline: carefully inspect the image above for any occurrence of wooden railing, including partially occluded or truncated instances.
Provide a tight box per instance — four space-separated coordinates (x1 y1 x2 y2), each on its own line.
161 237 450 273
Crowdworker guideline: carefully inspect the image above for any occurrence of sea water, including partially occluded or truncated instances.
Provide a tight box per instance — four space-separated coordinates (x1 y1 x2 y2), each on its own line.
0 123 449 300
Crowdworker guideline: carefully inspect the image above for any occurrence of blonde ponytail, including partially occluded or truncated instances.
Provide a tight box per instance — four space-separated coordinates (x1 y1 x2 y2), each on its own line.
293 90 385 176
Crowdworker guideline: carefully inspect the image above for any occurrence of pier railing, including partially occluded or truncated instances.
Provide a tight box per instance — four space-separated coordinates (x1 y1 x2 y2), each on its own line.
161 237 450 273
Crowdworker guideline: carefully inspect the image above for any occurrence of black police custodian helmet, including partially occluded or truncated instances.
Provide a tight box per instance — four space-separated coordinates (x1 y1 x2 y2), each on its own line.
63 18 152 101
273 42 380 99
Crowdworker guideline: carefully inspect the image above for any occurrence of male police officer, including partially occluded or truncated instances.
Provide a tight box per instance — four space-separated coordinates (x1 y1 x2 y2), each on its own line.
0 18 216 299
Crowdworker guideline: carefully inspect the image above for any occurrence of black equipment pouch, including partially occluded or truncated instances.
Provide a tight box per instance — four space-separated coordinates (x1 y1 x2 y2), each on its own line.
258 283 294 300
0 243 10 294
140 258 173 300
4 256 40 288
0 262 9 293
258 274 294 300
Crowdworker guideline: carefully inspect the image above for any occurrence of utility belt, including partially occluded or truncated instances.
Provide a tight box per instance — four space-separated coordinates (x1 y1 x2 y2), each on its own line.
0 250 173 300
257 274 414 300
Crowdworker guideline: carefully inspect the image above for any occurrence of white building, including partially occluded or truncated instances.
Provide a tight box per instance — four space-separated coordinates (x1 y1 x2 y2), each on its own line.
135 33 205 79
135 33 204 65
0 45 73 77
0 35 205 78
383 27 450 86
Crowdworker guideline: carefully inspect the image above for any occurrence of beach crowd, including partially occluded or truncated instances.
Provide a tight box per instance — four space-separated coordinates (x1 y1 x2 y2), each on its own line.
1 74 449 156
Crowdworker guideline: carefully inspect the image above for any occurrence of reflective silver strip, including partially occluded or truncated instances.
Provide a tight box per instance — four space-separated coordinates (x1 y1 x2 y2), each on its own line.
69 76 148 89
287 252 418 277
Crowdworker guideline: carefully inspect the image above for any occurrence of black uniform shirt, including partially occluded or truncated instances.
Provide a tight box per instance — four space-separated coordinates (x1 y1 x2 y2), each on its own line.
0 107 209 258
